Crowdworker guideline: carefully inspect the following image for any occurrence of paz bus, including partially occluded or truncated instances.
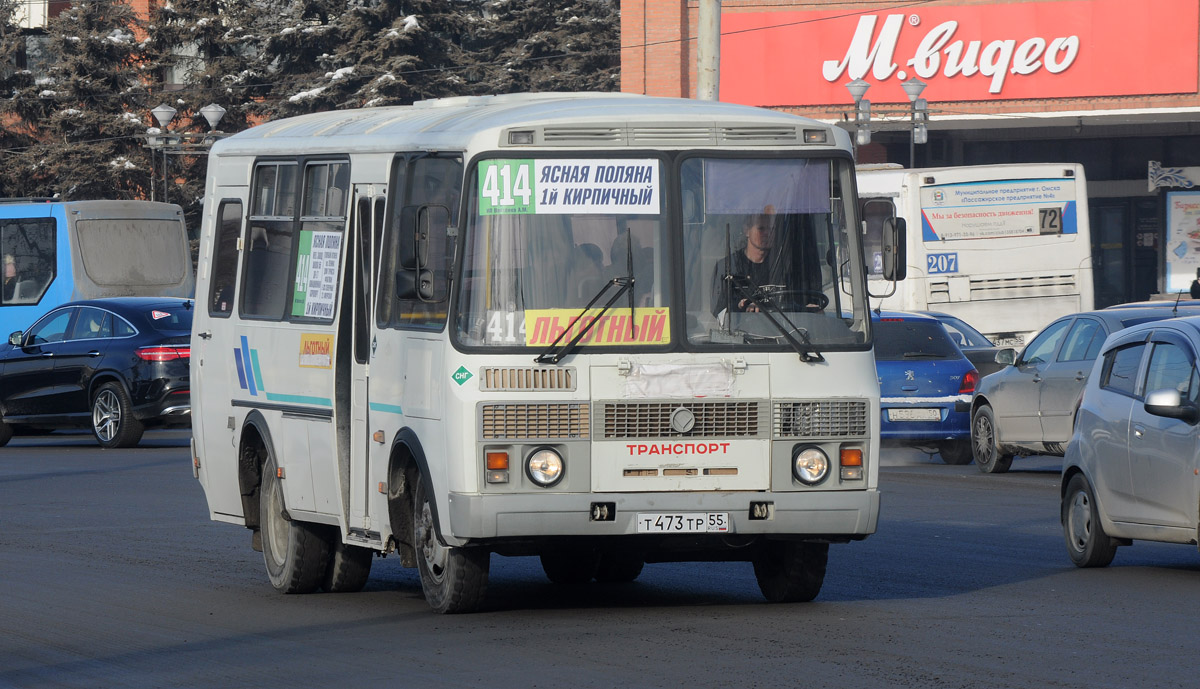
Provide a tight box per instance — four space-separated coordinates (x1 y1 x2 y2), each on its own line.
190 92 898 613
858 163 1094 346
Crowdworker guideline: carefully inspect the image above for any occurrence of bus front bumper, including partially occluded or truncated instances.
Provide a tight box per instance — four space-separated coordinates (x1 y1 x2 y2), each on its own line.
445 489 879 544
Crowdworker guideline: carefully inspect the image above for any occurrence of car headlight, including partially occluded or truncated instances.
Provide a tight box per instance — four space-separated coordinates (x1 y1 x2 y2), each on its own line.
792 446 829 485
526 448 564 487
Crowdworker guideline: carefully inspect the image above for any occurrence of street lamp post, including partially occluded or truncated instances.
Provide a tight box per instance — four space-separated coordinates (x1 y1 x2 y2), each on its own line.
845 78 871 150
901 77 928 169
144 103 228 204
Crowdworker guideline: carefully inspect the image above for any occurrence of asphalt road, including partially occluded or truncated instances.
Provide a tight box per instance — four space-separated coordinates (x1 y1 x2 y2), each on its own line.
1 433 1198 689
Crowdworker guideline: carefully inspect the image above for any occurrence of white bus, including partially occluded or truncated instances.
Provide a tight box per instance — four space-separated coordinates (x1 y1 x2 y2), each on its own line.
191 92 892 613
858 163 1094 345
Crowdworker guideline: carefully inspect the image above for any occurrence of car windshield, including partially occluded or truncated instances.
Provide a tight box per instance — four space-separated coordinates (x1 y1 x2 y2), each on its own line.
145 304 193 332
874 319 960 360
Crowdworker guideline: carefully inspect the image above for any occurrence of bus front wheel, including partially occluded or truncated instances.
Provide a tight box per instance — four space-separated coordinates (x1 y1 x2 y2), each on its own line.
260 456 331 594
412 476 489 613
753 541 828 603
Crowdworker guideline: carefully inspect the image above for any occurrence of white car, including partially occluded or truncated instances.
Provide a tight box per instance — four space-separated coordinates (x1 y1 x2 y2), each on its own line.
1061 316 1200 567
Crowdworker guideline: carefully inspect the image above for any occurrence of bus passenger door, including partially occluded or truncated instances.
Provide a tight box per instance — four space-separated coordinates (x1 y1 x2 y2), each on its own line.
192 197 247 519
347 188 380 533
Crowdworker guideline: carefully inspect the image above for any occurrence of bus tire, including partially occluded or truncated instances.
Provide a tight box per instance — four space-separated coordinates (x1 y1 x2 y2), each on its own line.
260 456 331 594
322 539 373 593
753 541 828 603
938 440 973 465
595 553 644 583
0 418 11 447
412 476 489 613
91 382 144 449
540 548 600 584
971 404 1013 474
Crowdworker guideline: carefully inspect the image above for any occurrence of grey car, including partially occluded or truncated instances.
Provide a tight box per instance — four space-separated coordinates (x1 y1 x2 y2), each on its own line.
970 305 1200 473
1061 316 1200 567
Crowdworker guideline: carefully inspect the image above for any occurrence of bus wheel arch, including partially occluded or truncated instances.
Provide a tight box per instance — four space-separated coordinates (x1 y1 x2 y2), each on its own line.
237 412 273 538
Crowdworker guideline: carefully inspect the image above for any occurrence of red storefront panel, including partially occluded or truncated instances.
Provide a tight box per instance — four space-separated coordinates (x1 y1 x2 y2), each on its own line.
721 0 1199 106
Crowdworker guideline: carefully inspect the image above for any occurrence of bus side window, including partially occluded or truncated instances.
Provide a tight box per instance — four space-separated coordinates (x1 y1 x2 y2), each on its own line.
1 217 56 306
242 162 299 320
208 201 243 317
381 155 461 331
861 199 894 276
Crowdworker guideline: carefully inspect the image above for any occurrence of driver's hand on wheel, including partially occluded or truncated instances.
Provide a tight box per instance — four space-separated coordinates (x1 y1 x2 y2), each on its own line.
738 298 760 312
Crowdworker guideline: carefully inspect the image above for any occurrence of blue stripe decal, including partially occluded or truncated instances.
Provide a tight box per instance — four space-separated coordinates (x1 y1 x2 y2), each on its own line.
369 402 405 415
240 335 257 396
233 348 248 389
265 392 333 407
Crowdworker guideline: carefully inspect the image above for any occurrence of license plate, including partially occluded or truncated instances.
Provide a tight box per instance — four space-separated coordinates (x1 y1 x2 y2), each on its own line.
888 408 941 421
636 512 729 533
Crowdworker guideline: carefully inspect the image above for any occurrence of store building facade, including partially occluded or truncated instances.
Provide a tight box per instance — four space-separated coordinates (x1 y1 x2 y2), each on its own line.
622 0 1200 306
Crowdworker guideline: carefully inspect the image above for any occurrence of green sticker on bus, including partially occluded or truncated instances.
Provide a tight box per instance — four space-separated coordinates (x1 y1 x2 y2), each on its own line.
479 159 535 215
452 365 473 386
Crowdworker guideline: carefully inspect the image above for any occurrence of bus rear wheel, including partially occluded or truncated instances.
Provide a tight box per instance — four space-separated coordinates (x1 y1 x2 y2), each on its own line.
260 456 331 594
752 541 828 603
322 539 373 593
412 476 489 613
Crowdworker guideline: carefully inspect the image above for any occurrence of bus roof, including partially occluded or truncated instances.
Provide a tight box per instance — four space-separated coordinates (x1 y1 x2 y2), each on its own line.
211 92 851 156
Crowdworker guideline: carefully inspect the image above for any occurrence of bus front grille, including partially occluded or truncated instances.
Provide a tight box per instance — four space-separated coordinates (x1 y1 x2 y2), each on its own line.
480 403 590 440
599 401 763 439
774 400 869 438
480 367 576 392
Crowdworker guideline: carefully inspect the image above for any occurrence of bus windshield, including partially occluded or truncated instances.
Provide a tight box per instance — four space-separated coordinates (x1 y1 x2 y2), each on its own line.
456 155 866 351
682 156 865 348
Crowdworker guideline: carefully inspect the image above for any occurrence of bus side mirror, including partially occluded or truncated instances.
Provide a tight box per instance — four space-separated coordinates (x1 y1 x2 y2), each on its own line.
8 330 22 346
395 269 435 301
398 205 448 270
882 217 906 281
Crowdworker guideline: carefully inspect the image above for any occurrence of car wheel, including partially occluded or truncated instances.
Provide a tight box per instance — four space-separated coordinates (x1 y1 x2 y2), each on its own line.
595 552 645 583
0 418 12 447
971 404 1013 474
938 440 973 465
322 539 373 593
752 541 828 603
260 455 332 593
91 382 144 449
1062 473 1118 568
412 474 489 613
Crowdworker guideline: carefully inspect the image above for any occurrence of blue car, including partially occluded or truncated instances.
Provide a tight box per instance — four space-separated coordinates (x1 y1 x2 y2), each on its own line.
875 311 979 464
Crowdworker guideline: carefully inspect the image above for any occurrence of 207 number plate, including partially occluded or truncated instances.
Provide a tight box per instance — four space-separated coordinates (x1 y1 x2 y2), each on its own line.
637 512 729 533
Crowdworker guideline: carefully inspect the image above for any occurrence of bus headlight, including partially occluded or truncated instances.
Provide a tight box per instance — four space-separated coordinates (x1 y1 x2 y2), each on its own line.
526 448 564 487
792 446 829 485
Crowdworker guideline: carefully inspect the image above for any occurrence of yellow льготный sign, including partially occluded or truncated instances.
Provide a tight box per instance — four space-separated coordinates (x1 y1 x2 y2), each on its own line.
298 333 334 368
524 308 670 346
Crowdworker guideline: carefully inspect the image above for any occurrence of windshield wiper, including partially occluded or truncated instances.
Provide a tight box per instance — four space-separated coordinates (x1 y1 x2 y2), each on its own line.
901 352 945 359
727 275 825 363
535 228 638 365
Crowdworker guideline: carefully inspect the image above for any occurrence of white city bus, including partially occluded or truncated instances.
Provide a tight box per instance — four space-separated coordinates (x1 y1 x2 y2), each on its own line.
191 92 891 613
858 163 1094 345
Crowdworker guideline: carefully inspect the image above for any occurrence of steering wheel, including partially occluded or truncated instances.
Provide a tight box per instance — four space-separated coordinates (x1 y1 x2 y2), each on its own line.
755 286 829 312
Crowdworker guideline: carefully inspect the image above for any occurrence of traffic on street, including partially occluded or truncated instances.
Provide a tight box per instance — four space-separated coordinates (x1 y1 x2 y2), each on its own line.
1 432 1196 688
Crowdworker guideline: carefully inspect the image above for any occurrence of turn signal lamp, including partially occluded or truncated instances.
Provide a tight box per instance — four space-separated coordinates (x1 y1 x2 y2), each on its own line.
840 448 864 481
486 451 509 484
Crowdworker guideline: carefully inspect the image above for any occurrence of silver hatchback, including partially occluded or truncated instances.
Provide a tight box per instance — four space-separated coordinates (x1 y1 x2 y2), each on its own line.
1061 316 1200 567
